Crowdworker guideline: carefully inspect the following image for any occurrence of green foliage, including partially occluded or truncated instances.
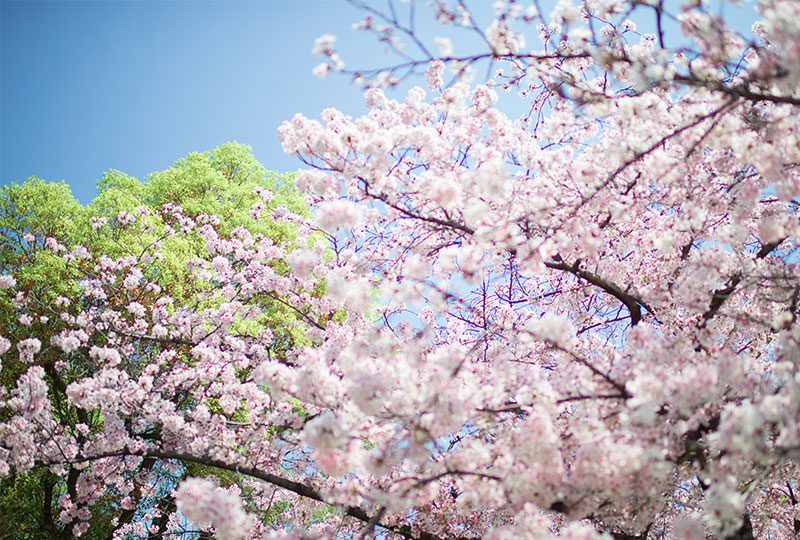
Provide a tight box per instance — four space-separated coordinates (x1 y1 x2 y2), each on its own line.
87 143 307 303
0 469 58 540
0 180 84 391
0 178 82 304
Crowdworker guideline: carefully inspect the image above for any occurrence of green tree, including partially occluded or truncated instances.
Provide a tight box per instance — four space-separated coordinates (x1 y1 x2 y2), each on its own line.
0 143 312 539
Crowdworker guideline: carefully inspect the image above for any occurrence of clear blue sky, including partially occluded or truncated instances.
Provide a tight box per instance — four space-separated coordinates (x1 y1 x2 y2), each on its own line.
1 0 758 205
1 0 381 203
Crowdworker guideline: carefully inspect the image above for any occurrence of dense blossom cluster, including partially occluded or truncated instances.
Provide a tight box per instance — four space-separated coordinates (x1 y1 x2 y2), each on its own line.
2 0 800 538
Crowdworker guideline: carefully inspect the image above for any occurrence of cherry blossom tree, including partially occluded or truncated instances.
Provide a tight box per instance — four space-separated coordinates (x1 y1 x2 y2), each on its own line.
0 143 315 538
3 1 800 539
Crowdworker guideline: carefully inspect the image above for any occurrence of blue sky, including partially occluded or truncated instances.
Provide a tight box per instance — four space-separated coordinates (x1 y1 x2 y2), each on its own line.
1 0 381 203
1 0 759 205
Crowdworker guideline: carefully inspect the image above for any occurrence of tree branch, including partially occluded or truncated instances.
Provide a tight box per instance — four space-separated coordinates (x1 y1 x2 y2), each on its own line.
545 258 654 326
698 237 786 328
44 449 476 540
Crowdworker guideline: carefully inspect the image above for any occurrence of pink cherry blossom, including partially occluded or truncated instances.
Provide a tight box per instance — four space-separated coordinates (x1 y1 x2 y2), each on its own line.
2 2 800 538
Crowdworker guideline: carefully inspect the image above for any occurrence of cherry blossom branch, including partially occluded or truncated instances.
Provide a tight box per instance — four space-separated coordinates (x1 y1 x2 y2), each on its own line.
43 449 472 540
555 393 628 404
540 339 630 398
257 290 326 331
364 175 656 330
578 98 738 213
544 257 654 326
347 0 434 61
698 237 787 328
672 75 800 107
360 178 476 235
108 330 195 347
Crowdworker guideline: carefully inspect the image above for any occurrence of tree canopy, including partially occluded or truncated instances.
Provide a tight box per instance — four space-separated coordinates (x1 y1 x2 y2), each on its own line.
3 1 800 539
0 142 316 538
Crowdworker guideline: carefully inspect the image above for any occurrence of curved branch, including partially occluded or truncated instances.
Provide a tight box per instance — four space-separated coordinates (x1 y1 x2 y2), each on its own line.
361 176 656 329
360 178 476 236
698 237 786 328
545 258 654 326
42 449 475 540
